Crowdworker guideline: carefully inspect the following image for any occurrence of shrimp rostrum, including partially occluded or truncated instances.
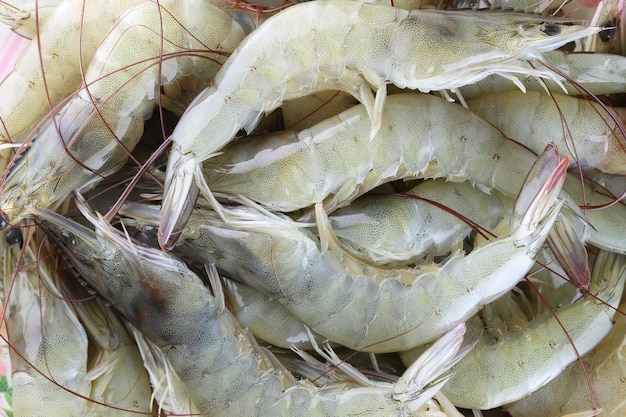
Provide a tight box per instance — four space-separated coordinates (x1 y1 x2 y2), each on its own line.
32 201 473 417
158 0 601 249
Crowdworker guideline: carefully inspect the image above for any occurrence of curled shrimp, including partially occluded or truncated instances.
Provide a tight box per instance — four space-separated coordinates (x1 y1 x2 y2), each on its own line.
133 143 568 353
32 201 473 417
0 0 139 147
506 274 626 417
0 0 246 228
158 0 601 249
438 248 626 409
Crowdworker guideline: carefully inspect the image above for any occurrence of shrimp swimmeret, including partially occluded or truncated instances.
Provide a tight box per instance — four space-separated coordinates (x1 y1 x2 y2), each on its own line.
158 0 602 249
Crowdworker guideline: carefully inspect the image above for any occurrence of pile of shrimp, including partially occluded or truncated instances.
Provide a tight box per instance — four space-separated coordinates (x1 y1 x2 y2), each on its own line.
1 0 626 416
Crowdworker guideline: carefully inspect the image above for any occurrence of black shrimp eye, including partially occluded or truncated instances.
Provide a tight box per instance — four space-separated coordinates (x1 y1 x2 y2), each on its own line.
5 229 22 246
60 230 76 247
540 23 562 36
599 19 616 43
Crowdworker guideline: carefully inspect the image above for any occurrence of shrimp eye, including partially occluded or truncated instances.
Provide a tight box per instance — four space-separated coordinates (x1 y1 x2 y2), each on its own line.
599 19 616 42
540 23 561 36
5 229 23 246
60 230 76 246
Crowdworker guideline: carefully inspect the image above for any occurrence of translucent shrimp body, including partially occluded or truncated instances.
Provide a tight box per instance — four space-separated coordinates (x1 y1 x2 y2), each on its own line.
202 93 545 214
151 148 568 353
34 205 470 417
328 179 508 264
3 240 91 415
0 0 139 145
0 0 246 227
467 90 626 174
439 249 626 409
201 93 626 254
159 0 600 248
506 289 626 417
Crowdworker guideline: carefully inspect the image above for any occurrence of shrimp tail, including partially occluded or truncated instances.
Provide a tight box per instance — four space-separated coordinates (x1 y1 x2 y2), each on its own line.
393 322 476 413
511 143 569 254
159 144 200 250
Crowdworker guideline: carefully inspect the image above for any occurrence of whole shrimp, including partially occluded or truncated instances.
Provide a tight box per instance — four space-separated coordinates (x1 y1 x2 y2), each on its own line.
2 234 92 415
33 202 473 417
200 92 626 256
158 0 600 249
506 280 626 417
327 179 508 265
0 0 246 228
141 144 568 353
0 0 139 147
437 248 626 409
467 90 626 174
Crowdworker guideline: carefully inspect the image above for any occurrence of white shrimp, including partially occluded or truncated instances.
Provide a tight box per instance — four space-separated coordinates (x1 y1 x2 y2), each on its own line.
467 90 626 174
33 202 473 417
200 92 626 255
327 179 508 265
2 234 91 415
140 144 568 353
437 248 626 410
506 279 626 417
0 0 139 147
0 0 246 228
158 0 600 249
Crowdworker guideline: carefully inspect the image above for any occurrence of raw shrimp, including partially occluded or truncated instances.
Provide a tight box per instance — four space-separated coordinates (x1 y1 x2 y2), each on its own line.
2 235 91 415
158 0 600 249
200 92 626 255
0 0 63 38
506 283 626 417
0 0 138 146
201 93 543 214
467 90 626 174
327 179 508 265
33 202 472 417
142 144 567 353
437 249 626 409
0 0 246 227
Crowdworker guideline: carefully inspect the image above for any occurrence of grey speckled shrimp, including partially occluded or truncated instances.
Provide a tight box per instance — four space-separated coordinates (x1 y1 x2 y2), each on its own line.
158 0 601 249
33 201 472 417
